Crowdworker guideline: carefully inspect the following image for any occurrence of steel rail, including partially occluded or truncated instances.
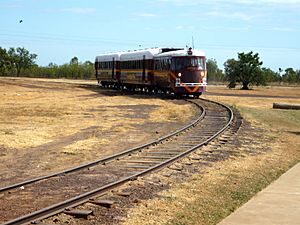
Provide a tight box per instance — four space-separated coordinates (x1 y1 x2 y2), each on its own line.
0 100 204 193
2 98 233 225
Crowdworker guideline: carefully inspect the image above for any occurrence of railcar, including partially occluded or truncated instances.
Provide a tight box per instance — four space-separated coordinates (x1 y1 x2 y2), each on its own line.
95 47 207 97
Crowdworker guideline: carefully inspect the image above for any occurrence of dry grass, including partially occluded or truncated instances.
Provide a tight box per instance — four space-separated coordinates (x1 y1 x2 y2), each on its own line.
123 85 300 225
207 85 300 98
205 85 300 132
150 101 197 123
124 135 299 225
61 137 109 155
0 77 195 150
0 77 198 178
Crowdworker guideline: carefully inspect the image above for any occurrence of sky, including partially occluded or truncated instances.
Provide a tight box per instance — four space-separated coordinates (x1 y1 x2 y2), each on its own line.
0 0 299 71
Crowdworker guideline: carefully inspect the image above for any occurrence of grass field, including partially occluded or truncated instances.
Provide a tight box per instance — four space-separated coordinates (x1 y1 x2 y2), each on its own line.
1 78 299 224
123 85 300 225
0 77 197 183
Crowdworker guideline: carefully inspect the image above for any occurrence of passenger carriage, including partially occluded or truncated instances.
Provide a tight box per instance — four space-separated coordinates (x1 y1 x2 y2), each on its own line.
95 47 207 97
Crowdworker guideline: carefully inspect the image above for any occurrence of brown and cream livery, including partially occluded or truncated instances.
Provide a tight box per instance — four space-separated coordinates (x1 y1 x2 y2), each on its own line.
95 47 207 97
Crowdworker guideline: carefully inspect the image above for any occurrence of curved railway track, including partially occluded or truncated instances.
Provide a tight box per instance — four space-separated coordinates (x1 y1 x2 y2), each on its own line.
0 98 234 225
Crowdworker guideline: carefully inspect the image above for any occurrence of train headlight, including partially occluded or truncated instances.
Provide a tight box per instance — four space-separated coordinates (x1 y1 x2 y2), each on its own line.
200 71 205 77
178 73 182 77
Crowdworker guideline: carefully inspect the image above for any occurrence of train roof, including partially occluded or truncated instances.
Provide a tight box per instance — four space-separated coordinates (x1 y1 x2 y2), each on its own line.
95 48 205 62
95 53 121 62
120 48 161 61
155 49 206 58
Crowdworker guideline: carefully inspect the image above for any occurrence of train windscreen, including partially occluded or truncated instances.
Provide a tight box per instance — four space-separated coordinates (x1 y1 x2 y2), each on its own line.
172 57 205 70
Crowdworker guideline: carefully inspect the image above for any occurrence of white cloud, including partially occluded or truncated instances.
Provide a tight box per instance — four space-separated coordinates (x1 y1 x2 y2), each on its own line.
156 0 300 8
265 27 297 32
0 0 22 8
61 7 96 14
176 25 183 29
206 11 256 21
175 25 195 30
201 25 250 31
136 13 158 17
157 0 199 5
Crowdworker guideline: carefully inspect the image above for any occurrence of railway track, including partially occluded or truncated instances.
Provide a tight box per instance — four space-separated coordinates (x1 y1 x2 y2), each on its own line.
0 98 235 225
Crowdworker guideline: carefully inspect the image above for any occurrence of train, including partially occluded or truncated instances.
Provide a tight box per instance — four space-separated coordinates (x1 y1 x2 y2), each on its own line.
95 47 207 97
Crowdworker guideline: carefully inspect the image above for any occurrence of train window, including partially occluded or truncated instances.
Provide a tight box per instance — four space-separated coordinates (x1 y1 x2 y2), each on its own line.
172 57 206 70
154 60 158 70
175 58 184 70
197 57 206 70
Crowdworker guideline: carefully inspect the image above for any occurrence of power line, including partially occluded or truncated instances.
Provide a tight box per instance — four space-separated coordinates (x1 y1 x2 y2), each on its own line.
0 29 299 52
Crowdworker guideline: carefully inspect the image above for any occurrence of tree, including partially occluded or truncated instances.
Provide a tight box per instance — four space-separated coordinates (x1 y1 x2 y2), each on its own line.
224 59 239 88
224 51 263 90
282 68 299 83
261 67 280 83
0 47 11 75
8 47 37 76
70 56 79 65
206 59 224 82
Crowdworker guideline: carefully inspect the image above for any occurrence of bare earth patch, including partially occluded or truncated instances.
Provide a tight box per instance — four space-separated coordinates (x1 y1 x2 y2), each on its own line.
0 77 197 186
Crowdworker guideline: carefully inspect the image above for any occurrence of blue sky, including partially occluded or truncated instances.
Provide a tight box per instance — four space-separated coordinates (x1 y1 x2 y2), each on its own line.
0 0 299 71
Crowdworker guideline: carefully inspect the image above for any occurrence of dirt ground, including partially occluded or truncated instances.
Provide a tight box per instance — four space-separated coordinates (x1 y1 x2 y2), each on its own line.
0 77 197 186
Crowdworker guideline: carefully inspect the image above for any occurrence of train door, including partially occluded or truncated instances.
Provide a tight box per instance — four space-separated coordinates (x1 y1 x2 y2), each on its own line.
142 55 146 82
112 57 115 80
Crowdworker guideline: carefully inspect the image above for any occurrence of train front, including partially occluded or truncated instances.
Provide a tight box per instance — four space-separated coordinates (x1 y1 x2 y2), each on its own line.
171 48 207 97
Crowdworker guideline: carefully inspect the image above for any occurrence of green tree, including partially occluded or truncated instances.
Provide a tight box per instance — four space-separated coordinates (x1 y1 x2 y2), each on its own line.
8 47 37 76
297 70 300 83
224 51 263 90
261 67 280 83
70 56 79 65
282 68 298 83
0 47 11 75
224 58 239 88
206 59 224 82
